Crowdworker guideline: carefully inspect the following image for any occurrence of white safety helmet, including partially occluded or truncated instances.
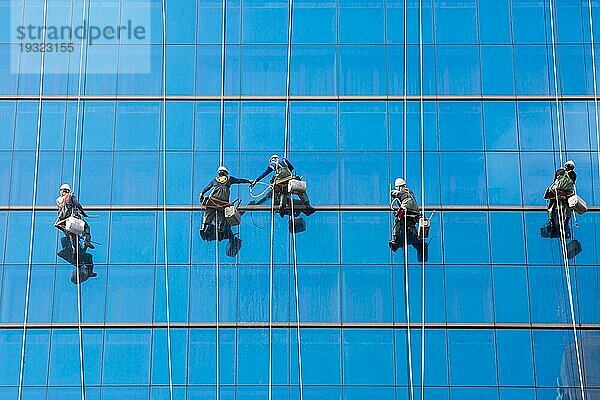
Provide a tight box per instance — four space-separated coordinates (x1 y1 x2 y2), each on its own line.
59 183 71 193
394 178 406 190
217 166 229 175
270 154 280 163
564 160 575 170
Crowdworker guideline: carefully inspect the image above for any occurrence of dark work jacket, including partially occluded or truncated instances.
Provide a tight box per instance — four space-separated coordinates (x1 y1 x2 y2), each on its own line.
201 175 251 201
56 194 88 220
255 158 294 184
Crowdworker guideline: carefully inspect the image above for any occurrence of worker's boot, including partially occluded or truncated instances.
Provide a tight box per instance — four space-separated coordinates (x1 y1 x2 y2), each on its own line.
86 265 97 278
200 224 209 240
388 236 400 252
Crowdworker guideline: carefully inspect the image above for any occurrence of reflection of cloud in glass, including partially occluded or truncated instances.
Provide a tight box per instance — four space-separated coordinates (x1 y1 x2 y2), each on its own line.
560 332 600 400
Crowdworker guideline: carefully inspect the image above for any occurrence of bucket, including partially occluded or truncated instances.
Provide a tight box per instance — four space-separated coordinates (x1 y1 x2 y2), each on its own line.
288 179 307 194
568 195 587 215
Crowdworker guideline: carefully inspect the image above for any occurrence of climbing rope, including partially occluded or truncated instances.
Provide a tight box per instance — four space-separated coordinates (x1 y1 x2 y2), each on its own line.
160 0 174 397
18 0 49 398
283 0 294 158
548 1 586 397
268 189 276 400
71 0 93 396
418 0 426 395
290 188 304 400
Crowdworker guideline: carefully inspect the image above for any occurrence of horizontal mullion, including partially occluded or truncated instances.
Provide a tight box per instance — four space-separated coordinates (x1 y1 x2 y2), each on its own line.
1 205 598 212
0 321 598 330
2 95 600 102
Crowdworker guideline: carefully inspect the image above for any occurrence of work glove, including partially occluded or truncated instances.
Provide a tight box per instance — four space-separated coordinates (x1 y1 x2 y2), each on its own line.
396 209 405 219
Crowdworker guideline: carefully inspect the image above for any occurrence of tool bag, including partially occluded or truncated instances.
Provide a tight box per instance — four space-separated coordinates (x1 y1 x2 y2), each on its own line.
224 200 242 226
288 217 306 233
566 239 582 259
568 194 587 214
288 178 306 195
64 216 85 235
418 217 430 239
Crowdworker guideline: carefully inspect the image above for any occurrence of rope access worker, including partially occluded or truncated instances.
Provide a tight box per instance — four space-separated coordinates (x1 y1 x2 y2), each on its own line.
249 155 315 217
388 178 424 255
542 160 577 239
199 166 252 240
55 184 94 250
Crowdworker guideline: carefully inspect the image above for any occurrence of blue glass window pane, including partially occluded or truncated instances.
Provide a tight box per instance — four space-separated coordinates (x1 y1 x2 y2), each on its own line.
157 152 193 206
340 154 388 205
188 329 217 384
290 152 339 205
0 102 15 150
514 46 550 95
83 46 118 95
242 0 288 44
23 330 50 386
106 265 154 322
27 265 54 322
109 213 156 264
112 152 159 204
82 102 115 151
390 102 438 152
0 330 22 385
240 102 285 151
302 330 341 385
556 2 583 43
103 330 151 385
292 0 336 44
478 0 511 43
341 212 389 264
481 46 515 95
294 212 339 264
512 0 548 44
484 102 518 150
242 45 287 95
486 152 522 205
523 212 557 265
198 0 225 44
577 266 600 324
436 45 481 95
434 0 477 44
343 329 394 385
492 265 529 322
102 387 148 399
115 102 160 150
489 213 526 264
563 101 591 151
48 330 84 386
166 46 195 96
340 102 387 150
117 46 162 96
438 102 483 150
342 265 392 322
39 102 66 150
290 45 336 96
289 102 337 151
237 265 268 322
339 0 384 44
406 0 435 44
237 329 269 384
519 152 555 206
533 330 578 387
448 330 497 386
496 330 535 386
5 212 32 265
0 45 17 95
529 266 572 324
446 266 493 323
407 45 437 95
166 0 196 44
558 44 591 95
14 101 37 150
500 388 536 400
440 153 487 205
297 266 340 322
196 45 222 96
156 213 192 265
344 387 395 400
338 46 386 95
387 46 405 96
450 388 498 400
164 102 194 150
396 329 449 386
443 212 490 264
154 265 190 323
151 329 188 385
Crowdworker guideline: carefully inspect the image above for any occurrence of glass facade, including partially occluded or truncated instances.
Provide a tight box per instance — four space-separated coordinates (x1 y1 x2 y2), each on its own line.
0 0 599 399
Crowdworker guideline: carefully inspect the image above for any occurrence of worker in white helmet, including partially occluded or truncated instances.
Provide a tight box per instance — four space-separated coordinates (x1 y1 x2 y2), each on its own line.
250 154 315 217
388 178 423 254
199 166 252 240
55 183 94 250
542 160 577 238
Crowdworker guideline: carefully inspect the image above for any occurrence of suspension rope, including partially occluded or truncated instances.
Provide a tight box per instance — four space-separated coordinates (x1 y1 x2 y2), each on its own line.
587 0 600 188
268 189 276 400
548 0 564 165
403 213 414 400
418 0 425 396
71 0 92 396
160 0 174 397
283 0 294 158
214 0 229 396
548 1 586 398
290 188 304 400
18 0 49 398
